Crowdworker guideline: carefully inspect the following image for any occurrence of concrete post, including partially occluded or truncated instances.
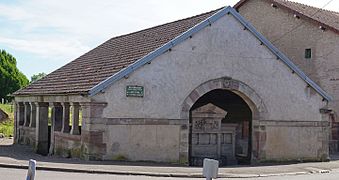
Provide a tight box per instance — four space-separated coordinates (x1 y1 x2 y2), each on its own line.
70 102 80 135
49 102 63 155
61 102 70 133
35 102 49 156
24 102 31 127
26 159 36 180
29 103 37 128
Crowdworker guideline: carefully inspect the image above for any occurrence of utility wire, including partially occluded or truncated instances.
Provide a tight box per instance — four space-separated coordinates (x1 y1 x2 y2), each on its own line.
272 0 335 43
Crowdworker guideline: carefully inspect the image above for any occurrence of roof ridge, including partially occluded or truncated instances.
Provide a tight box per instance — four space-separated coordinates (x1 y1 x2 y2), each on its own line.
100 7 224 43
275 0 339 15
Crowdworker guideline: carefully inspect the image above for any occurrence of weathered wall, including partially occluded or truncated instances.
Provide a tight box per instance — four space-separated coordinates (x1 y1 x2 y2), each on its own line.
18 127 35 147
104 124 180 162
237 0 339 115
54 132 82 158
254 120 329 162
91 11 328 162
93 12 325 120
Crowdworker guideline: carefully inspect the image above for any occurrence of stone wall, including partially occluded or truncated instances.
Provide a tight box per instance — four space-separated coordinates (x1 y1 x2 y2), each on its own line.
237 0 339 117
54 132 81 158
252 120 329 162
18 126 35 147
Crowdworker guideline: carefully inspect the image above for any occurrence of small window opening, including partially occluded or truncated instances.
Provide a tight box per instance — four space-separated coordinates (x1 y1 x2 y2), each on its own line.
305 48 312 59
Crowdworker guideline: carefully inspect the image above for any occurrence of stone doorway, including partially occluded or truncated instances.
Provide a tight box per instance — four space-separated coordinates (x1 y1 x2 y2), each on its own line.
188 89 252 166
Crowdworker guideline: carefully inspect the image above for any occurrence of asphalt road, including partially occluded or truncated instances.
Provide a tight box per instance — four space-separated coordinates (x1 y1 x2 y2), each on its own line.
2 167 339 180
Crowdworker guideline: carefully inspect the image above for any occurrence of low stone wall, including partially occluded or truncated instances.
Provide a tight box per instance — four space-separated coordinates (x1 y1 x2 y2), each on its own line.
18 126 36 147
54 132 81 158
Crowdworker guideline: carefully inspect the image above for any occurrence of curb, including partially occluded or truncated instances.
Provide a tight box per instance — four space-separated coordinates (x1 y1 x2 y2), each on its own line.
0 163 200 178
0 163 319 178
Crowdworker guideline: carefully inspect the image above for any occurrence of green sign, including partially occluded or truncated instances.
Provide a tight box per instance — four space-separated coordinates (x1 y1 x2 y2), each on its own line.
126 85 144 97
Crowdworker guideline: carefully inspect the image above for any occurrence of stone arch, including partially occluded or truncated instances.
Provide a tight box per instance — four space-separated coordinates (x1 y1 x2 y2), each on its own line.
180 77 268 164
180 77 267 120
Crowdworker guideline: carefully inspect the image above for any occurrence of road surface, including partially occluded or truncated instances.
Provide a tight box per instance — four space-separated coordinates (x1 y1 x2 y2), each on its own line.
1 167 339 179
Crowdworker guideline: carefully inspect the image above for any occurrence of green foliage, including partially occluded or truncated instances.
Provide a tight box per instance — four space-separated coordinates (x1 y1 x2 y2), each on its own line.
0 120 13 137
0 50 29 101
31 72 46 83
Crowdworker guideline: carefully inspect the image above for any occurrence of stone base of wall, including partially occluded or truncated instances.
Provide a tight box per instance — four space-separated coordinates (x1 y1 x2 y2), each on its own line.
16 117 329 165
102 118 188 164
18 126 36 147
54 132 81 158
81 130 106 161
252 120 329 163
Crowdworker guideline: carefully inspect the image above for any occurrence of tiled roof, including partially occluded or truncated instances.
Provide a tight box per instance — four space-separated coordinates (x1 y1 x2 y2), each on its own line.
14 9 219 95
88 6 332 101
235 0 339 34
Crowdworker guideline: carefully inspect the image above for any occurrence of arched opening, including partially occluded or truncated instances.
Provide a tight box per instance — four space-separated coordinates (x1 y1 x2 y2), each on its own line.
188 89 252 166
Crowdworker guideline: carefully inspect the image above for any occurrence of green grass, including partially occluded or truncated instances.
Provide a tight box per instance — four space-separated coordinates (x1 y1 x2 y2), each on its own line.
0 104 14 137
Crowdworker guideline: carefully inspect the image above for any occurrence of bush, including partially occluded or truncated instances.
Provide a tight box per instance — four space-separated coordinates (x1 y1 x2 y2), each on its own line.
0 120 13 137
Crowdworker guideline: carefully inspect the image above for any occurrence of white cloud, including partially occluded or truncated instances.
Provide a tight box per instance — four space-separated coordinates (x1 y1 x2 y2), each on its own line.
0 36 90 61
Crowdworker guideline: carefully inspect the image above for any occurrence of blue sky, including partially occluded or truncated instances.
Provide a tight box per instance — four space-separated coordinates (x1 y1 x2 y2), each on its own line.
0 0 338 79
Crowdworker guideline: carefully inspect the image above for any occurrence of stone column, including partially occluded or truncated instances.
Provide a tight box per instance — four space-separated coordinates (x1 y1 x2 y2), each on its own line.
35 102 49 156
80 102 107 160
49 102 63 155
61 102 70 133
70 102 80 135
24 102 31 127
29 102 37 127
16 102 25 144
17 102 25 126
51 103 63 131
13 102 18 144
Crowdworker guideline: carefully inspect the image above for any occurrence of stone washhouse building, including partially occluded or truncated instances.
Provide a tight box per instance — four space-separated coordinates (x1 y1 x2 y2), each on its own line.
13 5 333 166
234 0 339 152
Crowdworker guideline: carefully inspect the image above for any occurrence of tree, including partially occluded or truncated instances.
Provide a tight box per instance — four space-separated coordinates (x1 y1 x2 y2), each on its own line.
31 72 47 83
0 50 29 101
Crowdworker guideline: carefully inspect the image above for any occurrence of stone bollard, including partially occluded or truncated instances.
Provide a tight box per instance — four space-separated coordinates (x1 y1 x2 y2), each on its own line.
203 158 219 180
26 159 36 180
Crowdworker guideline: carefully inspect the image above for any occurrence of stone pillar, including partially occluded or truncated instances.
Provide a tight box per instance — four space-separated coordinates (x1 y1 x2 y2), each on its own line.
52 103 63 131
49 102 63 155
29 102 37 127
16 102 25 144
17 102 25 126
70 102 80 135
24 102 31 127
80 102 107 160
251 119 266 163
13 102 18 144
61 102 70 133
35 102 49 156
